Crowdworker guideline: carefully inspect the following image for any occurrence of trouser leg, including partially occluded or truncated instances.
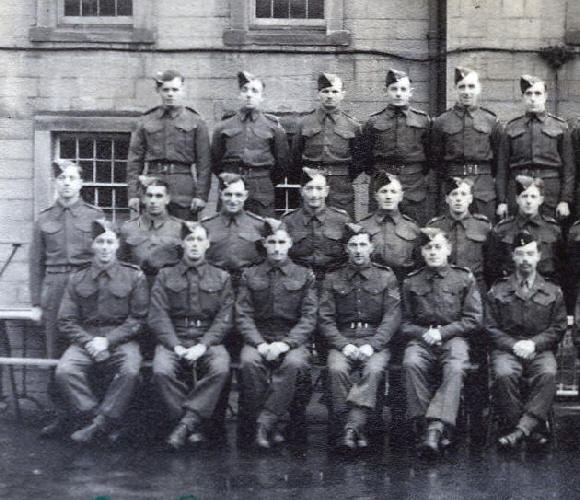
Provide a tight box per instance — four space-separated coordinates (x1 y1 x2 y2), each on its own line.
326 349 353 428
520 351 557 433
152 345 189 421
492 349 524 429
403 341 437 421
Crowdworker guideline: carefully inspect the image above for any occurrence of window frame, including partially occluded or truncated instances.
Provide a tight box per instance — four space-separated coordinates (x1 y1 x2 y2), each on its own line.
566 0 580 45
252 0 326 27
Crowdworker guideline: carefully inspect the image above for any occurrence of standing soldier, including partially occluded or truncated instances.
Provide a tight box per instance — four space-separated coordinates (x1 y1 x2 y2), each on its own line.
488 176 564 286
127 69 211 221
236 219 317 448
360 69 431 224
291 73 362 217
54 220 148 443
211 71 290 218
148 222 233 449
496 75 574 220
29 160 104 361
486 231 566 449
318 223 401 450
359 172 421 282
431 67 502 222
401 228 482 457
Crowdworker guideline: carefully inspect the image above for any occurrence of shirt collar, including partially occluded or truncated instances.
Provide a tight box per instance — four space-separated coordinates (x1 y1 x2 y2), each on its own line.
56 198 83 216
448 210 473 227
317 107 340 122
178 258 208 276
301 205 327 224
453 103 477 117
387 104 409 116
239 108 260 122
90 261 118 281
266 258 291 275
376 209 402 224
346 262 373 280
220 209 243 225
162 105 184 119
516 212 542 227
141 212 169 230
525 111 547 123
426 265 450 279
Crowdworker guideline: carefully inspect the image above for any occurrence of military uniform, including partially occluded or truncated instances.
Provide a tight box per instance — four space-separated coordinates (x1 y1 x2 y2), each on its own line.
567 220 580 308
497 112 575 218
401 265 482 429
29 199 104 357
127 105 212 220
291 108 362 217
236 259 317 434
488 213 564 285
55 261 148 423
486 273 566 433
572 117 580 217
431 104 502 221
358 209 421 282
148 260 233 425
319 262 401 435
211 109 290 218
360 105 431 223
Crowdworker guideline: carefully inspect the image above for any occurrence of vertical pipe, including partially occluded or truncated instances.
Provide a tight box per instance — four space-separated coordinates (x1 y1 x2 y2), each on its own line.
428 0 447 116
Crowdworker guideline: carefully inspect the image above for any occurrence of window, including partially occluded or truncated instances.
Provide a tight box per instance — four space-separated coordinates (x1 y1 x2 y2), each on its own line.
566 0 580 44
224 0 349 46
56 133 130 223
60 0 133 25
275 179 301 217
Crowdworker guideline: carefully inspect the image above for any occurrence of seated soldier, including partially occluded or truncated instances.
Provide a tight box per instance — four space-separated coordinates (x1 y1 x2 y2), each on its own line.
319 223 401 451
359 172 421 283
236 219 317 449
55 220 148 443
401 228 482 457
486 231 566 449
148 222 233 449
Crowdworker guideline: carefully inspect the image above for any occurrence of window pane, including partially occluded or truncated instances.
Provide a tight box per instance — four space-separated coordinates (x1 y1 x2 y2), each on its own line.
78 138 93 159
79 161 94 182
117 0 133 15
96 139 112 159
81 0 98 16
291 0 306 19
99 187 113 207
100 0 116 16
113 162 127 183
59 137 77 158
273 0 290 18
82 186 96 205
309 0 324 18
114 139 129 158
95 161 113 183
64 0 81 16
115 187 128 208
256 0 271 18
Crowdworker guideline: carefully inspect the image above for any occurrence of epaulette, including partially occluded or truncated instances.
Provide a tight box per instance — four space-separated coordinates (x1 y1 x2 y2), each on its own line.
201 213 220 223
571 219 580 228
184 106 200 116
405 267 424 278
472 213 490 222
409 107 428 116
220 110 237 121
427 214 445 224
495 216 515 226
371 262 393 272
547 113 566 123
328 206 349 216
264 113 283 128
370 107 388 117
541 214 559 224
451 265 472 274
83 201 102 211
143 105 162 116
39 206 53 214
359 212 374 221
507 116 523 125
119 261 141 271
479 106 497 117
401 213 418 224
281 208 300 218
340 110 361 123
246 211 265 222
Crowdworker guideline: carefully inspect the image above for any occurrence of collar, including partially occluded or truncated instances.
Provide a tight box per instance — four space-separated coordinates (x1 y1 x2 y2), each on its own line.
453 103 478 117
346 263 373 280
90 261 118 281
239 108 260 122
301 205 327 224
266 258 291 275
55 198 83 216
316 107 340 123
448 210 473 226
220 209 244 225
387 104 409 116
516 212 542 227
525 111 547 123
141 212 169 230
376 209 402 224
162 106 184 119
426 265 451 279
509 271 544 299
177 258 208 276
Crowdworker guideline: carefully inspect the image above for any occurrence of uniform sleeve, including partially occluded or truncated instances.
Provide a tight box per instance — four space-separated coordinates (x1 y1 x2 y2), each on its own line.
484 289 517 352
558 125 575 204
349 121 366 180
148 272 181 350
283 270 317 348
490 118 503 178
194 120 212 202
359 120 376 175
487 227 511 284
318 276 351 351
200 275 234 346
235 272 267 347
127 120 146 201
28 221 45 307
368 273 401 351
399 280 428 341
438 273 483 341
531 287 567 352
290 119 305 179
106 271 149 347
272 124 290 185
496 126 510 205
57 280 93 347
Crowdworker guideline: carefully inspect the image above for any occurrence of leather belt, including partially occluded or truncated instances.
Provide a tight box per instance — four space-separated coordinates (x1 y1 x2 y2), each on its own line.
304 163 350 176
174 318 211 329
376 164 423 175
46 265 81 274
509 165 560 179
147 162 192 175
447 163 492 176
224 165 271 178
341 322 372 329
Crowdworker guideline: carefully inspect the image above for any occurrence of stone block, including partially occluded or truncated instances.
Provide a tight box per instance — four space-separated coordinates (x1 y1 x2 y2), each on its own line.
0 140 33 161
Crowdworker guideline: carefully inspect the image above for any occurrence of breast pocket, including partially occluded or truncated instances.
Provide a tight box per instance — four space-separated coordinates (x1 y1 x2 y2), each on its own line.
539 127 562 162
41 220 64 254
361 282 386 313
371 122 395 152
72 219 95 252
281 278 306 314
165 280 188 313
199 280 224 315
332 282 354 309
332 128 355 157
507 128 527 160
247 278 270 304
440 285 461 315
173 123 197 153
144 123 164 153
75 282 99 317
108 283 132 317
322 227 345 257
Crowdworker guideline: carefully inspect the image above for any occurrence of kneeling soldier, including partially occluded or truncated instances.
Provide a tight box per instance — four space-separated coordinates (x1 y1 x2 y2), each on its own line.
401 228 482 457
236 219 317 448
55 220 148 443
149 222 233 449
486 231 566 449
319 223 401 450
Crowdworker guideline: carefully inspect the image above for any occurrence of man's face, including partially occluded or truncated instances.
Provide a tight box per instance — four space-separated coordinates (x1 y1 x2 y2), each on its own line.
523 82 547 113
92 231 119 266
455 72 481 107
421 234 452 268
346 233 373 266
301 175 329 210
264 230 292 263
220 180 248 215
318 84 345 110
142 185 170 216
157 77 185 108
182 227 210 262
445 184 473 215
385 77 413 107
374 180 404 210
516 185 543 216
55 165 83 201
239 80 264 110
512 241 541 275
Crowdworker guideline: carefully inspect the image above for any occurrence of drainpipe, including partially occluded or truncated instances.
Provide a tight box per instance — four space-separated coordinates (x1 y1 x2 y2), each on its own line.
428 0 447 116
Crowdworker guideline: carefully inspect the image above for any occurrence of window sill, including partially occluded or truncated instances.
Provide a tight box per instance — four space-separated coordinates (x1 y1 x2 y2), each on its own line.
223 28 349 46
29 26 155 44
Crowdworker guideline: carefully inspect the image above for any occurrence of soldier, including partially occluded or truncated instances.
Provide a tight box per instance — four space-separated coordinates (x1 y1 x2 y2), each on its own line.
486 231 566 449
358 172 421 282
319 223 401 450
127 69 211 221
497 75 574 220
401 228 482 457
360 69 431 224
431 67 502 222
211 71 290 218
29 160 104 360
148 222 233 449
54 220 148 443
236 219 317 448
291 73 362 217
488 176 564 286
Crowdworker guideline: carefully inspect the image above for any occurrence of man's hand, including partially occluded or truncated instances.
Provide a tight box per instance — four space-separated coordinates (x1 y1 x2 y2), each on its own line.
513 340 536 360
497 203 508 219
266 341 290 362
190 198 207 212
174 345 188 358
556 201 570 219
358 344 374 359
128 197 140 213
342 344 359 361
30 306 43 323
423 327 442 346
257 343 270 359
92 336 109 353
185 343 207 362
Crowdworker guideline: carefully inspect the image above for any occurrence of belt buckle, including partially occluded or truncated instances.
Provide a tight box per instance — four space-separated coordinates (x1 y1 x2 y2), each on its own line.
464 164 478 175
